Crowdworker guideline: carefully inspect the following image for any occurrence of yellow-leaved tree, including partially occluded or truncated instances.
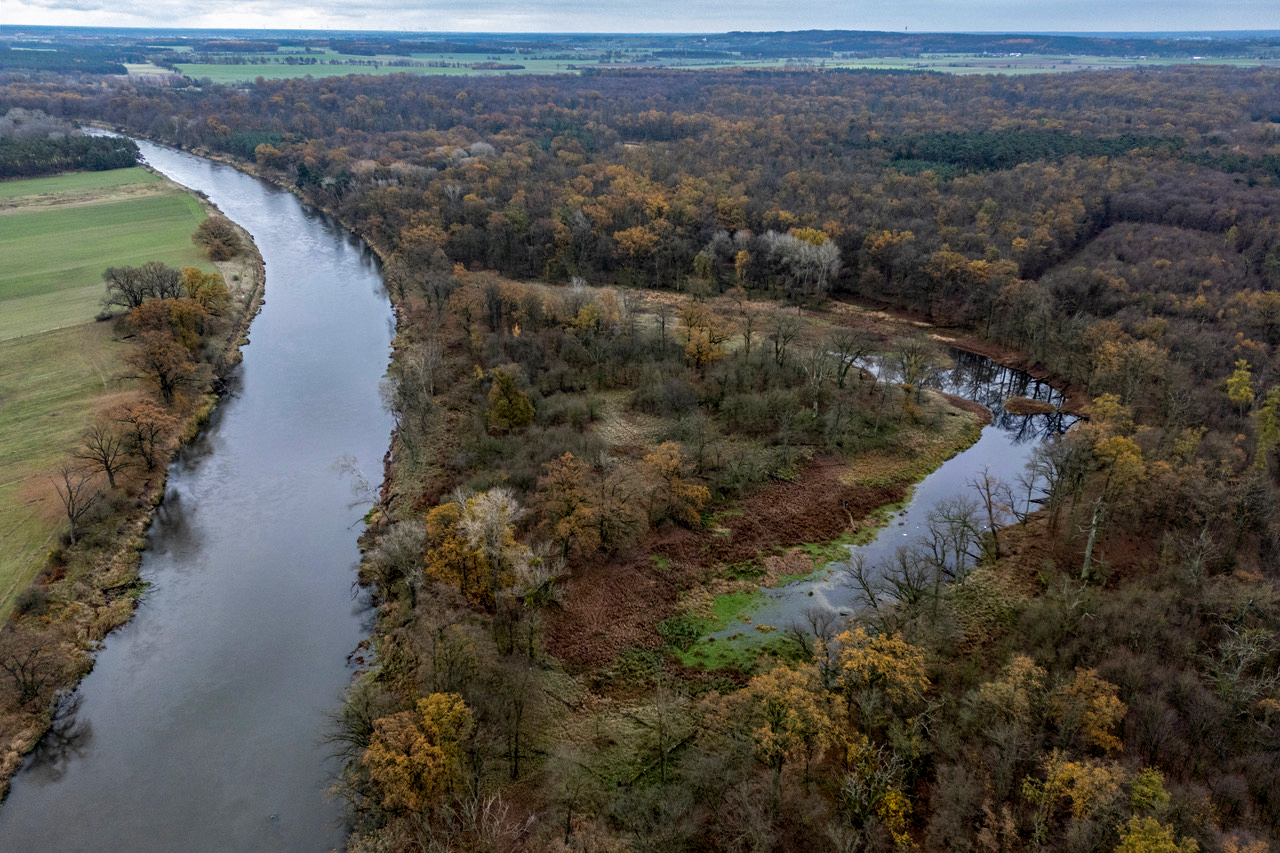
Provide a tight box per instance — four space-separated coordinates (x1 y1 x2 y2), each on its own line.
710 663 836 814
1115 816 1199 853
828 626 930 722
641 441 710 527
1049 668 1127 753
362 693 474 815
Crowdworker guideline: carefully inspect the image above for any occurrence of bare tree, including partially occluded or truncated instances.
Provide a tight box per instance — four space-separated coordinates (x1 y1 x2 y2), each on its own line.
75 418 130 489
0 626 79 708
785 605 840 660
969 468 1013 560
921 495 983 579
830 329 872 389
893 339 946 401
102 261 185 311
51 464 101 546
768 310 801 367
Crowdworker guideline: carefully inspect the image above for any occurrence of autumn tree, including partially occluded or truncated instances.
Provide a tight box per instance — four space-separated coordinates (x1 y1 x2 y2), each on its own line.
124 331 200 405
678 301 730 370
1023 751 1127 844
1114 817 1199 853
129 297 211 353
536 453 599 560
108 399 177 471
1227 359 1255 416
641 442 709 527
180 267 230 314
485 367 534 432
363 693 475 815
1049 668 1127 753
425 501 489 603
828 626 930 722
712 664 836 811
1253 387 1280 471
422 488 531 610
192 215 242 260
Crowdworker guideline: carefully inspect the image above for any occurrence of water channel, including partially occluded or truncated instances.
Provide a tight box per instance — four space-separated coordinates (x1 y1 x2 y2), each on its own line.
712 349 1077 639
0 141 394 851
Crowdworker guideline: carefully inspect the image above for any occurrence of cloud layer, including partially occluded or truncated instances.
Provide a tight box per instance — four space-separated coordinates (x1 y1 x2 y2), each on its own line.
6 0 1279 33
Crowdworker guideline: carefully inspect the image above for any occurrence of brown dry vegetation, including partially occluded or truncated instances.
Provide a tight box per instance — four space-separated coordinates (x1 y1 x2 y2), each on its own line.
546 460 908 670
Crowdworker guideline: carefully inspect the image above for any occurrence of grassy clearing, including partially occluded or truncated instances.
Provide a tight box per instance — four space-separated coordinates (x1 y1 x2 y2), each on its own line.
0 167 161 200
844 397 982 487
0 323 133 607
0 173 214 340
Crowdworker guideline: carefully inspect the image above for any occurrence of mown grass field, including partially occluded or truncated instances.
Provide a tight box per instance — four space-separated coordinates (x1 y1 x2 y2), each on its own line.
0 324 131 607
0 167 211 613
0 167 214 340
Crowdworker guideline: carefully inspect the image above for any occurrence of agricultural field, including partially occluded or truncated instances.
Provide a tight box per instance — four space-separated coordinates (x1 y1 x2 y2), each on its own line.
175 50 586 83
0 166 213 612
0 167 214 339
168 46 1280 83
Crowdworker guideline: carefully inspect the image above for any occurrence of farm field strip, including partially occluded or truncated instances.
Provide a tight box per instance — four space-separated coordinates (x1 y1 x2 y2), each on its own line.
0 166 212 614
0 172 214 339
170 51 1280 83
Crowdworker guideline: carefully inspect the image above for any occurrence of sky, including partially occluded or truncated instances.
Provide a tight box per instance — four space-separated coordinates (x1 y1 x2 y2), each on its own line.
4 0 1279 35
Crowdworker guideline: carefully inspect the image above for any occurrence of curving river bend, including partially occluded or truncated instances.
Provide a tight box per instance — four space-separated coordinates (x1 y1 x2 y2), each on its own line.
0 142 393 851
0 146 1073 851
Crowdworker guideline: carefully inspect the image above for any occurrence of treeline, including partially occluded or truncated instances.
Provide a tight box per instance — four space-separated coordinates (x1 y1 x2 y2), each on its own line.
0 134 138 178
0 47 128 76
870 129 1182 175
7 65 1277 417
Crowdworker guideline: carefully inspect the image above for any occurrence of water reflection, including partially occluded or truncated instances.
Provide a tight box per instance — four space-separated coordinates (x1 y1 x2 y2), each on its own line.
712 350 1078 638
23 695 92 785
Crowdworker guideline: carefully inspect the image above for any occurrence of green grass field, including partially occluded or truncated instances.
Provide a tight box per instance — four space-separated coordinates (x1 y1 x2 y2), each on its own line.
0 168 212 612
0 324 133 607
0 167 162 200
0 169 214 340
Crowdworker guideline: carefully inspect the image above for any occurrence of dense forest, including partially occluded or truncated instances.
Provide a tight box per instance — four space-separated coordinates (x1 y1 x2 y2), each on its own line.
3 65 1280 852
0 133 137 177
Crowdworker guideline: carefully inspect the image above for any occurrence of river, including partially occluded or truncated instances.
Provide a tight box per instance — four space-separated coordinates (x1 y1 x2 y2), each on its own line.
0 142 394 851
712 349 1076 638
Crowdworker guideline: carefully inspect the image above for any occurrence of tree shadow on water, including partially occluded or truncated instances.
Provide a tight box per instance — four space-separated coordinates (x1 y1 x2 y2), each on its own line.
23 693 93 785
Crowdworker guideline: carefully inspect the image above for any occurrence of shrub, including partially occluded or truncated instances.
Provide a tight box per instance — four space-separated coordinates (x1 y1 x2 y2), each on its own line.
12 587 49 618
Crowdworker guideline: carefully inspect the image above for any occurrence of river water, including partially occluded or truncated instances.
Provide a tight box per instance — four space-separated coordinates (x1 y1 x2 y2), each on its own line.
0 142 393 851
712 349 1076 638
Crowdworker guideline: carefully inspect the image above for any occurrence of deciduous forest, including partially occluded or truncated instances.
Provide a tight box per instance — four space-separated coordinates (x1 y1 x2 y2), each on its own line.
3 64 1280 851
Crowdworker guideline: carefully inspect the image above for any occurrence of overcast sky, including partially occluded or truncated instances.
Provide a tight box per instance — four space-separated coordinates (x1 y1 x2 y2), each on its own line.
5 0 1279 34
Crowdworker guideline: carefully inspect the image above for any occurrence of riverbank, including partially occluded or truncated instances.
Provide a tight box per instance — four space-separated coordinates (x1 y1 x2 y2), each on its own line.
0 193 264 799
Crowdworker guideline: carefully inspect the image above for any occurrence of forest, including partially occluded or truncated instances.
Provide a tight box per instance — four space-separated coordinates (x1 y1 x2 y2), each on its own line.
2 63 1280 852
